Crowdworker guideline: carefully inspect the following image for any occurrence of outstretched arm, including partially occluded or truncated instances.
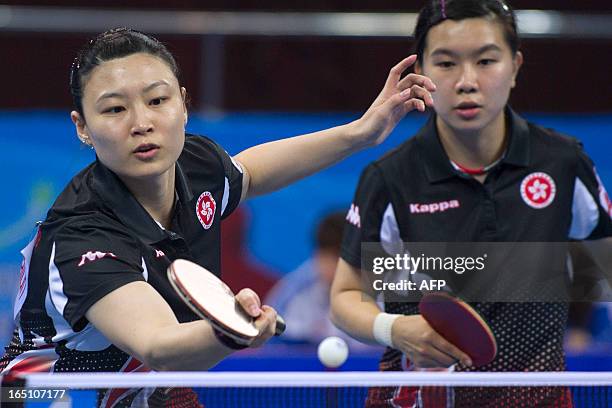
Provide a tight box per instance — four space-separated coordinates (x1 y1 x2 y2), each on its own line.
86 282 278 371
235 55 435 201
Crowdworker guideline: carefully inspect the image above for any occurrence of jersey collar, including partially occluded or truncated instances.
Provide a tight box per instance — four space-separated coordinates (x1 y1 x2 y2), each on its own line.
91 160 193 244
502 108 530 167
418 106 530 183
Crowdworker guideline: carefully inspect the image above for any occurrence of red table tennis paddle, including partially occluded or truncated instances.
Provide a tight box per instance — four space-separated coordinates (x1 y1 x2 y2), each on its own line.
168 259 286 346
419 292 496 367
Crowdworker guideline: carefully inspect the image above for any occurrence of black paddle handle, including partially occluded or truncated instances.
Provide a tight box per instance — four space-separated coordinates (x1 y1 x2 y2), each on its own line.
274 314 286 336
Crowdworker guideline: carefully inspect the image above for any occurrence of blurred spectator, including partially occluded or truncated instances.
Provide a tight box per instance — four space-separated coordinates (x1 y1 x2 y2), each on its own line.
221 207 279 300
266 211 368 348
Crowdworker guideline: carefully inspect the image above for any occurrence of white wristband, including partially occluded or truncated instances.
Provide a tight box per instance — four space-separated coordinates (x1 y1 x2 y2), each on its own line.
372 313 401 348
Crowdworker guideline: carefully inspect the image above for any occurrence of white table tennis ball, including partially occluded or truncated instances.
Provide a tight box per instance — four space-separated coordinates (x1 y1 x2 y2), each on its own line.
317 336 349 368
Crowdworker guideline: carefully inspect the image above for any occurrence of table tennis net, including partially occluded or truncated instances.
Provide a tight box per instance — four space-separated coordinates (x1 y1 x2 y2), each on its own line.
10 371 612 407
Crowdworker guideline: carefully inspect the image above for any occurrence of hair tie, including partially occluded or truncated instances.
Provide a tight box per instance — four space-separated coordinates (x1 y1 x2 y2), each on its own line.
441 0 447 19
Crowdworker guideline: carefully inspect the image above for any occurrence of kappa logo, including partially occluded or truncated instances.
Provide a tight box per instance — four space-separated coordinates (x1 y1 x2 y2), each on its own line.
155 249 166 258
78 251 117 267
346 204 361 228
409 200 460 214
196 191 216 230
520 172 556 209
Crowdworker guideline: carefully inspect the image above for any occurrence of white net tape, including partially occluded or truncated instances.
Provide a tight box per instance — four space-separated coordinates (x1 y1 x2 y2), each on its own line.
23 371 612 389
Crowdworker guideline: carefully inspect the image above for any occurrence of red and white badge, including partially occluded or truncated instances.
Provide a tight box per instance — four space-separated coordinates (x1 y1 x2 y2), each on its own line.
196 191 216 230
520 172 556 209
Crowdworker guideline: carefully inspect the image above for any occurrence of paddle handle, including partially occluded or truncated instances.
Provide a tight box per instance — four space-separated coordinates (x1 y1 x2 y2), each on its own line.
274 314 287 336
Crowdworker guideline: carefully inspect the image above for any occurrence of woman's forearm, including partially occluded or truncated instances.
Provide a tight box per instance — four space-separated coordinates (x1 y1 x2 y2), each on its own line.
235 121 362 198
146 320 234 371
86 282 235 371
330 288 382 345
330 258 385 344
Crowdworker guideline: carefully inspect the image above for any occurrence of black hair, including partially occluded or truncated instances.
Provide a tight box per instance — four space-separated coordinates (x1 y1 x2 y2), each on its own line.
413 0 519 63
315 211 347 253
69 28 179 117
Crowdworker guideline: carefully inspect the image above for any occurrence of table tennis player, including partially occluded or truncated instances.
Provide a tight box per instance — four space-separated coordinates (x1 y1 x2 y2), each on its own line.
0 27 435 405
330 0 612 406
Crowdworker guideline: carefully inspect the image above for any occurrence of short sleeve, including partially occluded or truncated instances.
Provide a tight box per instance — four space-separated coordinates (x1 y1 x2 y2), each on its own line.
340 164 395 269
51 218 145 331
569 143 612 240
184 135 244 219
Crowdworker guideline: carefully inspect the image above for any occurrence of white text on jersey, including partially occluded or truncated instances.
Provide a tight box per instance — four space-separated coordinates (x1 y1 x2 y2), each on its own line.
409 200 460 214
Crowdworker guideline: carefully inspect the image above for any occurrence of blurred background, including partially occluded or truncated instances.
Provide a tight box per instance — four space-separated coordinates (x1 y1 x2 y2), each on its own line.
1 1 611 370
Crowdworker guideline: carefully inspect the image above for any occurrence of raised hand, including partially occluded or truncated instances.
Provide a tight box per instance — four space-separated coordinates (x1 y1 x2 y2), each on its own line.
353 55 436 147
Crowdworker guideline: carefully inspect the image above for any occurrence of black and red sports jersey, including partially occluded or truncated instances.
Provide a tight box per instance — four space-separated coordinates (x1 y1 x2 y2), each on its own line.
341 108 612 407
1 134 243 407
